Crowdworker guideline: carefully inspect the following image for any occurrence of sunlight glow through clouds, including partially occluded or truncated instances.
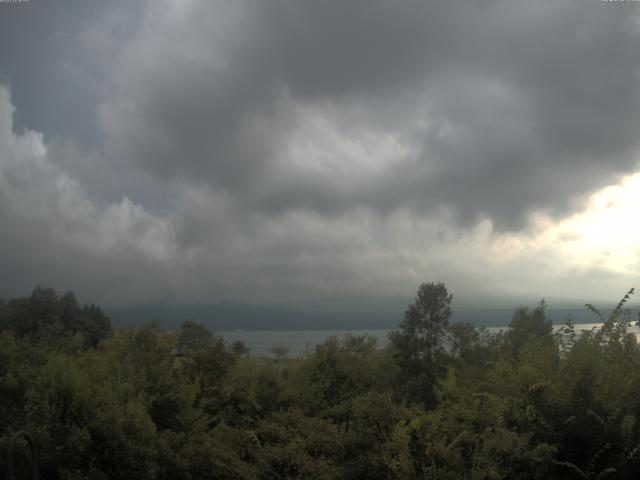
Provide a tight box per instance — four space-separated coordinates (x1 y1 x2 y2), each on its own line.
511 173 640 277
554 173 640 275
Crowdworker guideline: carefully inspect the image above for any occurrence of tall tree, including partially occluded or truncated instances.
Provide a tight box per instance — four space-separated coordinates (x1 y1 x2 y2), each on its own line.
389 282 452 407
507 301 553 355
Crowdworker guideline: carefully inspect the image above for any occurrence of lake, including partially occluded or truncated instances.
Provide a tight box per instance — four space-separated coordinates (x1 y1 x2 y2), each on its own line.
221 323 640 357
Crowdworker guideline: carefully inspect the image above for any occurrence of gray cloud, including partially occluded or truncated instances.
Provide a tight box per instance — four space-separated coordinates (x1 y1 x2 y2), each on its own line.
100 0 640 230
0 0 141 145
1 1 639 309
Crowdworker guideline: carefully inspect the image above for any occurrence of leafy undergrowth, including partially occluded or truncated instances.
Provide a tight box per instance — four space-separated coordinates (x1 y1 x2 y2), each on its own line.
1 285 639 479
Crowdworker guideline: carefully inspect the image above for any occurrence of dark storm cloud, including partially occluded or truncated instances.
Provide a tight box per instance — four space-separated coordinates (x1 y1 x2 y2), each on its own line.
0 0 141 145
1 0 639 308
101 0 640 230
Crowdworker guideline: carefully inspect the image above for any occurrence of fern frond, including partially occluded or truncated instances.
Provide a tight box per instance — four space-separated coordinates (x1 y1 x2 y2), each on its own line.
587 442 610 475
625 442 640 462
610 288 635 321
585 303 605 323
552 460 587 478
594 467 616 480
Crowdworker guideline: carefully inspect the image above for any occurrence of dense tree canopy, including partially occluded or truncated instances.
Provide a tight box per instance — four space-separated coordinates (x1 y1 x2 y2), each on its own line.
1 285 640 479
0 287 111 348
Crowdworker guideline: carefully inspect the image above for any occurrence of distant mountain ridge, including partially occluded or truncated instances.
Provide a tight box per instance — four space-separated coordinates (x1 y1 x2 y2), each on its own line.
106 301 399 331
105 301 639 331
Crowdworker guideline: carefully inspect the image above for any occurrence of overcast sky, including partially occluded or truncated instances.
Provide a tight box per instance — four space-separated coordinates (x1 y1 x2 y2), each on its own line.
0 0 639 310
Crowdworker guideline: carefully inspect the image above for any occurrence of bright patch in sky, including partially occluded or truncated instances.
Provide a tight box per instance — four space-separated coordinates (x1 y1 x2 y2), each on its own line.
554 173 640 275
480 172 640 302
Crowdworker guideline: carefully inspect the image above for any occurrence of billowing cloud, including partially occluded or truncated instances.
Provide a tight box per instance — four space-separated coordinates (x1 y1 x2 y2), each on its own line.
0 86 176 303
101 0 640 229
0 1 639 309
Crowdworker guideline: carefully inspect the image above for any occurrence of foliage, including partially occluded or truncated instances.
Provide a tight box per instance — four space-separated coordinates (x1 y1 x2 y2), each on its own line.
0 287 111 348
1 285 640 479
388 282 453 407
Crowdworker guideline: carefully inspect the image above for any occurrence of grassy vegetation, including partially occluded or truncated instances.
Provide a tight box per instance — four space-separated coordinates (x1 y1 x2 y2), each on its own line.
1 285 640 479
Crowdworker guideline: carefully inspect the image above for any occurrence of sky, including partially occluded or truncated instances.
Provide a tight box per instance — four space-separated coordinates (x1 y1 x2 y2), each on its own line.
0 0 639 311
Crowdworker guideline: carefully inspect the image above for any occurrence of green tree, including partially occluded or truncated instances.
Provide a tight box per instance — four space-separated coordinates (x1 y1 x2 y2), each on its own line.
231 340 250 356
177 320 215 353
0 288 111 348
271 345 289 363
507 301 553 355
448 321 484 365
389 282 452 407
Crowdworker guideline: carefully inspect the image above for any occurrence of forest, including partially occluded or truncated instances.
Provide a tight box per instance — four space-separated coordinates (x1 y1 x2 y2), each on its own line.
1 284 640 479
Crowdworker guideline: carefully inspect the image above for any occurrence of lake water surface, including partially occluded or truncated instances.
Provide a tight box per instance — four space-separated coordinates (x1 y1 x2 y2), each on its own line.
221 323 640 357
